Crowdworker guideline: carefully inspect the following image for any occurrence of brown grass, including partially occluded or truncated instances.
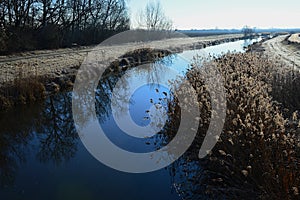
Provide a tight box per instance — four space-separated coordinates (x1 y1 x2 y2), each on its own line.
167 52 300 199
0 63 76 111
0 64 46 110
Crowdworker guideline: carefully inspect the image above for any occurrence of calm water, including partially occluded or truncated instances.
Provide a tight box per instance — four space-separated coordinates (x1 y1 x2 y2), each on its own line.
0 38 260 200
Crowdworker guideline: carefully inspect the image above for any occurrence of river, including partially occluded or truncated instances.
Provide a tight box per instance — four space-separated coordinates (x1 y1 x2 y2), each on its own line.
0 38 261 200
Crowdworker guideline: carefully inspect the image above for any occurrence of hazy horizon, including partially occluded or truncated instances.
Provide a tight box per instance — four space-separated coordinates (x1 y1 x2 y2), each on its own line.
128 0 300 30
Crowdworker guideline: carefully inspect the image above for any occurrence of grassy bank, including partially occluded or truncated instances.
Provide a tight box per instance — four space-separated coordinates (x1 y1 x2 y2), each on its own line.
0 68 76 111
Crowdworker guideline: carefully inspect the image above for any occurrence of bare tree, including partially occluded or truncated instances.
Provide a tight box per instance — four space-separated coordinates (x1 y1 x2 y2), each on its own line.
242 25 254 38
0 0 130 53
138 1 173 31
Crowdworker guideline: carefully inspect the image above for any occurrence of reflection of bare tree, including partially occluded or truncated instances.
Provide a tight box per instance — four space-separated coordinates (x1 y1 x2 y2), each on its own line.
0 105 41 187
94 50 176 122
73 48 175 128
95 72 127 122
0 92 80 187
35 93 78 165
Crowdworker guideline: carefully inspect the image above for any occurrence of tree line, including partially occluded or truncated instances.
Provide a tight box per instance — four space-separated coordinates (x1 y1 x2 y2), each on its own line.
0 0 130 54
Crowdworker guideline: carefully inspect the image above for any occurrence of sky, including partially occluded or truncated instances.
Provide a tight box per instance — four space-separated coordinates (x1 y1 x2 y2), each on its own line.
127 0 300 29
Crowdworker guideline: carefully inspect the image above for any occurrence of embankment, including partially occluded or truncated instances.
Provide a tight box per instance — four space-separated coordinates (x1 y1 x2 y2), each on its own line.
0 34 243 111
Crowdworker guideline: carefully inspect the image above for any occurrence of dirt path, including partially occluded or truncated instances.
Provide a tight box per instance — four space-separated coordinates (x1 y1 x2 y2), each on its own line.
0 47 92 64
0 34 242 86
262 35 300 70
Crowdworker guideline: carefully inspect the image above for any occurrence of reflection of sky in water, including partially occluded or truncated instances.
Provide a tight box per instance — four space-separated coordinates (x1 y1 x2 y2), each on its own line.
180 37 262 62
99 61 180 152
129 84 169 127
106 38 262 152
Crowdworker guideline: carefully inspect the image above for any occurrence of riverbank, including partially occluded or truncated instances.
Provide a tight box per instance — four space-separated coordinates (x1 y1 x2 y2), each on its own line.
0 34 243 111
0 34 243 85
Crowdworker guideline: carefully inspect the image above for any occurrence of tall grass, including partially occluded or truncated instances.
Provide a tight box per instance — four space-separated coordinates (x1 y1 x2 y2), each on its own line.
169 52 300 199
0 57 81 111
0 63 46 111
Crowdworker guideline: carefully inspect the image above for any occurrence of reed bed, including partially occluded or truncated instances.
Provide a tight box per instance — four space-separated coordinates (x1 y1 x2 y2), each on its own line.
168 52 300 199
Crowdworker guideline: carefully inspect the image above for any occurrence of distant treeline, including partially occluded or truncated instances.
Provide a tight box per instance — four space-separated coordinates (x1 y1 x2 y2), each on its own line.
178 29 242 37
0 0 130 54
179 28 300 37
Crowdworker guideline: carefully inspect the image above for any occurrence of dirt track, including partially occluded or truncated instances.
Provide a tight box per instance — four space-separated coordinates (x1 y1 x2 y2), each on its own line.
262 35 300 70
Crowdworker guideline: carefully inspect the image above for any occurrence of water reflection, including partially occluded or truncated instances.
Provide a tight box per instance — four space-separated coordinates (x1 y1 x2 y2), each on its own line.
0 93 79 187
0 106 39 187
93 55 185 155
0 53 180 188
95 54 177 119
35 93 78 165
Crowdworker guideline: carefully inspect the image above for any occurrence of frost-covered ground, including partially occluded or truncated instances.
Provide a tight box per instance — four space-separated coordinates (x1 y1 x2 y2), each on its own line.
0 34 243 86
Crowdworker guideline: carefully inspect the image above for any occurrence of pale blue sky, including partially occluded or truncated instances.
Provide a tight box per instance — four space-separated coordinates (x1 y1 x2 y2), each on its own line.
127 0 300 29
